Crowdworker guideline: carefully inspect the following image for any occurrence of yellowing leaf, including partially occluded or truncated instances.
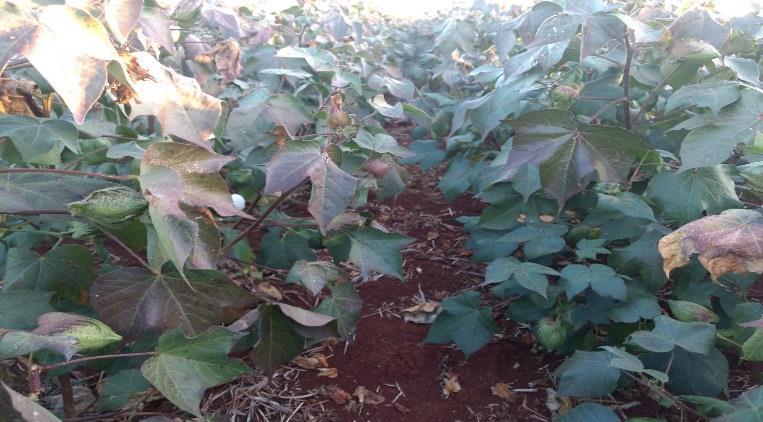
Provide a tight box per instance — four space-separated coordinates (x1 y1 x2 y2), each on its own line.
104 0 143 44
659 209 763 280
118 52 222 149
19 5 119 124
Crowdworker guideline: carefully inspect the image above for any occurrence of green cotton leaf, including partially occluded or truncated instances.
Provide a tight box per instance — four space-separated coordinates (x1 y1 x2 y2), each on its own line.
347 227 412 280
286 260 341 296
609 228 670 292
369 94 405 119
91 266 257 340
502 109 655 206
354 130 409 157
438 156 472 202
142 327 249 417
742 329 763 361
627 315 716 354
609 292 661 323
555 403 619 422
645 165 741 226
511 164 541 202
4 245 94 301
0 290 53 330
715 385 763 421
641 348 728 397
424 291 498 358
263 140 322 194
668 8 729 50
1 382 61 422
500 222 568 259
724 56 760 85
561 264 626 300
590 192 657 223
665 81 742 117
313 282 362 338
368 74 415 101
575 238 610 260
307 157 357 234
555 350 621 397
249 304 304 373
675 89 763 170
258 228 315 270
0 115 78 163
96 369 151 411
681 395 733 418
0 173 120 214
401 140 445 170
484 257 559 298
140 142 252 275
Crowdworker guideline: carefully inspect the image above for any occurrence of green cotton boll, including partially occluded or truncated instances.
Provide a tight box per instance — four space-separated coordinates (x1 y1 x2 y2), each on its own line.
667 300 719 324
536 317 567 351
36 313 122 352
63 318 122 352
68 186 148 226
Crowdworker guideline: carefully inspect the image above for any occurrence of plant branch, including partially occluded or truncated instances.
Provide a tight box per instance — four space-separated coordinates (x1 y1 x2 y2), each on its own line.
96 224 153 272
0 167 137 181
41 352 156 372
590 97 628 122
3 209 71 215
622 34 633 130
221 184 301 255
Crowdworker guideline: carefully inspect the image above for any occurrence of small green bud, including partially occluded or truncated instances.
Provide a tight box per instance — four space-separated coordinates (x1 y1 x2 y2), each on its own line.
536 317 567 351
34 313 122 352
667 300 719 323
68 186 148 226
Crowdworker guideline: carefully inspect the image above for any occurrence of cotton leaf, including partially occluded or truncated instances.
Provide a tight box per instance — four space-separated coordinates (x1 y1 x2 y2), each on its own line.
117 52 222 149
105 0 143 44
659 209 763 280
140 142 252 274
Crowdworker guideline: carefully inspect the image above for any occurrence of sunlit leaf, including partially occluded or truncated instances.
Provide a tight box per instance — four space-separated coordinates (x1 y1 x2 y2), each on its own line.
0 382 60 421
105 0 143 44
139 142 251 274
141 327 249 417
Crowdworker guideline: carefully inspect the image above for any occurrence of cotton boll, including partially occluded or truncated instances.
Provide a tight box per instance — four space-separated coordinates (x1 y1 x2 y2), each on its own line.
231 194 246 210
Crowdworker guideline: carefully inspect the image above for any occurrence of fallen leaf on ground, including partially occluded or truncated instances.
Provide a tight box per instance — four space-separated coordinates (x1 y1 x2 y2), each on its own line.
326 385 352 405
394 402 411 413
354 386 386 405
491 383 517 402
257 282 282 300
401 301 441 324
318 368 338 378
426 231 439 240
443 371 462 397
312 353 330 367
292 356 321 369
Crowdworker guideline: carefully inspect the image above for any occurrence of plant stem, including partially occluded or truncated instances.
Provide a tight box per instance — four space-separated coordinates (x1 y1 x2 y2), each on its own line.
590 97 628 121
41 352 156 372
622 33 633 130
64 146 110 170
221 185 301 255
3 209 71 215
0 167 137 181
717 332 745 349
96 224 153 272
59 375 76 418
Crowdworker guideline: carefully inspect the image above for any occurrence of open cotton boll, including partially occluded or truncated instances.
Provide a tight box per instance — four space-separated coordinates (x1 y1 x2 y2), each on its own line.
231 194 246 210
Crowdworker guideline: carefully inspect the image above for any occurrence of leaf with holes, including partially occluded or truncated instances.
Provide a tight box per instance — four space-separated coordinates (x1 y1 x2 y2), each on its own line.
141 327 249 417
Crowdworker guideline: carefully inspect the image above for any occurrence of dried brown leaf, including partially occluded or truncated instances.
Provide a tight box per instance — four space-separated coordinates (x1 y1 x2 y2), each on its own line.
442 371 461 396
353 386 385 405
491 383 517 403
326 385 351 405
659 209 763 280
318 368 338 378
401 301 441 324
